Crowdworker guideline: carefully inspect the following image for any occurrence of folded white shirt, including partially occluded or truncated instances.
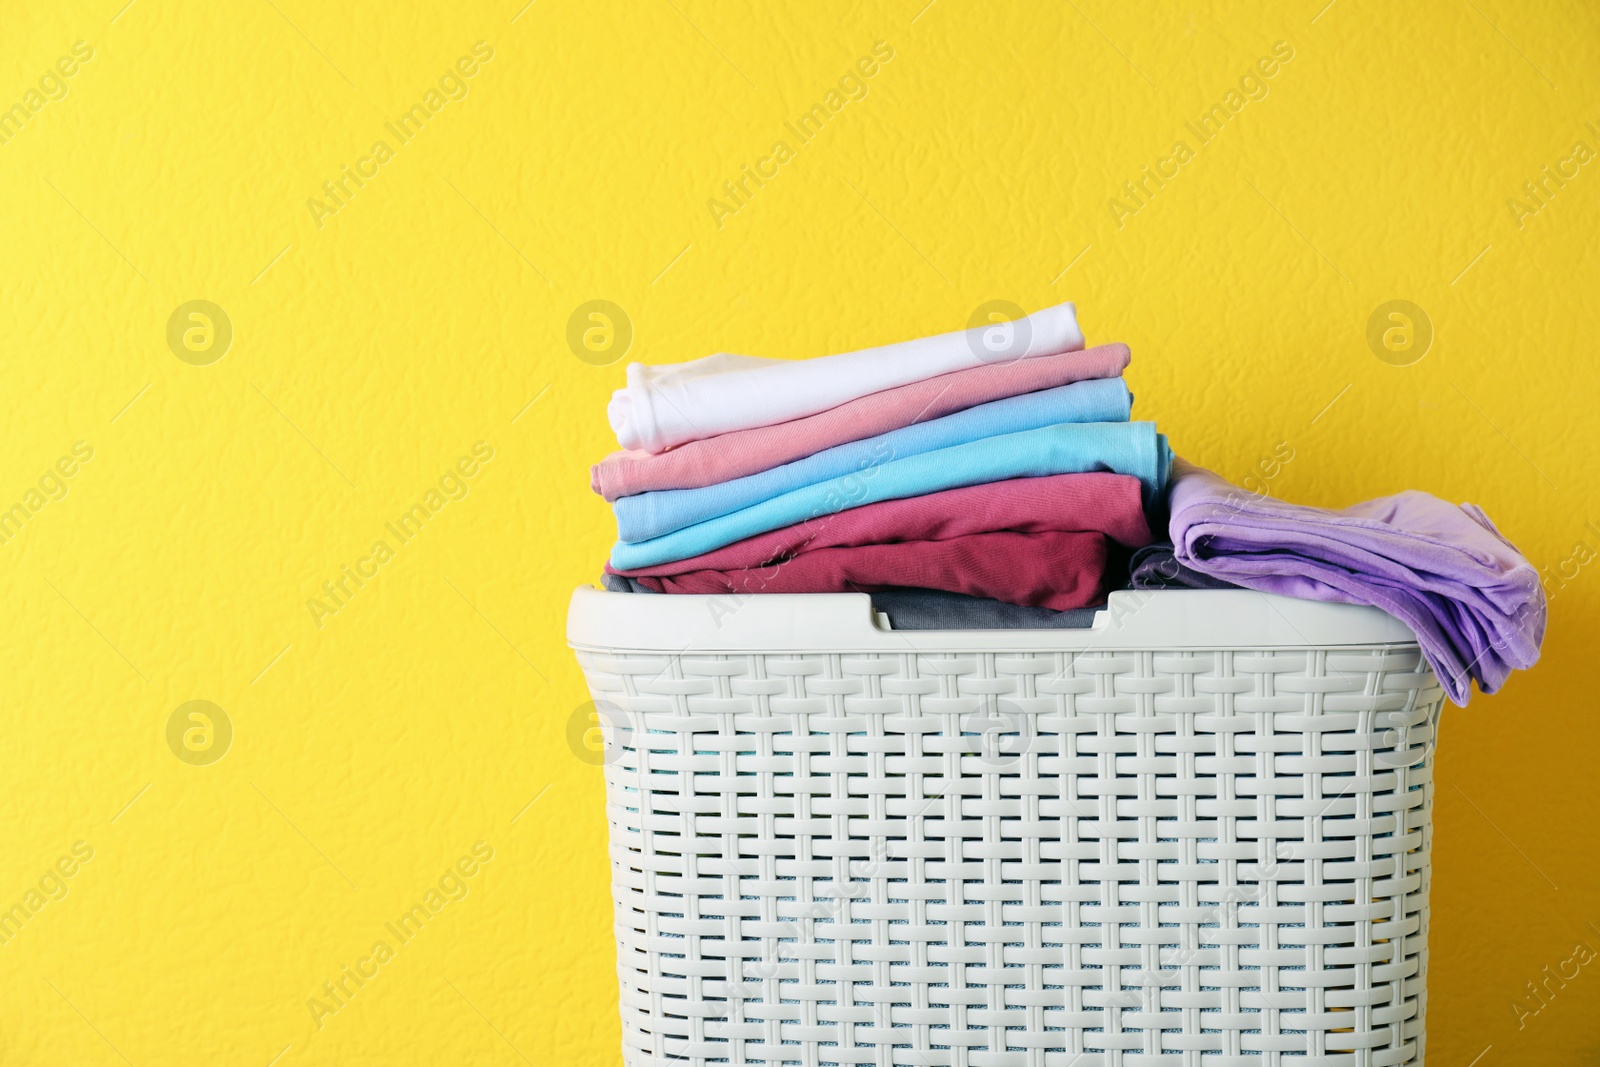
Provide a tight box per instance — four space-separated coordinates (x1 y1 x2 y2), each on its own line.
607 301 1084 453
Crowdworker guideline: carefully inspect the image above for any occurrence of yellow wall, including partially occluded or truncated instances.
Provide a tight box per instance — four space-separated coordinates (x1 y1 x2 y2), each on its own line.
2 0 1596 1063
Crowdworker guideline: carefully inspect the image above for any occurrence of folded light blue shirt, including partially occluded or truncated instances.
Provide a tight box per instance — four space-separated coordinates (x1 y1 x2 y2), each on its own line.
614 377 1133 542
609 421 1171 571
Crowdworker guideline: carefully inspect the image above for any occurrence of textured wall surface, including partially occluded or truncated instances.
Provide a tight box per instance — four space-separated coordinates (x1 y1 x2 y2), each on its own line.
1 0 1596 1064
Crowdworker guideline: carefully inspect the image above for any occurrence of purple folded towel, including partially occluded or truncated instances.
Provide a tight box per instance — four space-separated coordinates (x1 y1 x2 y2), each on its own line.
1168 459 1545 706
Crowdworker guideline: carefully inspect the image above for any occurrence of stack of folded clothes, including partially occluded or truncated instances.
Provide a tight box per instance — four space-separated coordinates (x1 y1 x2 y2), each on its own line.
594 301 1168 614
590 300 1546 704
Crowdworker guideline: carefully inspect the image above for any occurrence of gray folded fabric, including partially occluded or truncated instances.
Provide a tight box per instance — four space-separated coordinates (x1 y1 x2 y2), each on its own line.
866 587 1099 629
1128 542 1238 590
597 574 1098 629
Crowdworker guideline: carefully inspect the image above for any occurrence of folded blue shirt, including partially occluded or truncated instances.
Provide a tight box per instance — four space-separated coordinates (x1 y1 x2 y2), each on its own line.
609 421 1171 570
613 377 1134 543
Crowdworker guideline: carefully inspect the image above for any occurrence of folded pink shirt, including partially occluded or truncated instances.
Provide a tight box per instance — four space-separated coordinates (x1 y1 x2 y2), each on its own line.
631 529 1111 609
591 343 1132 501
610 472 1151 577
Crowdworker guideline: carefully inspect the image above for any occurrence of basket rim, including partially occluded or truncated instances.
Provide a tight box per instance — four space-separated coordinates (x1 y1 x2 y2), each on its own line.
567 586 1424 655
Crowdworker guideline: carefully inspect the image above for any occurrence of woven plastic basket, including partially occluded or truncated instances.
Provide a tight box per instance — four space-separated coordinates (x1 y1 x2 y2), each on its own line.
568 586 1443 1066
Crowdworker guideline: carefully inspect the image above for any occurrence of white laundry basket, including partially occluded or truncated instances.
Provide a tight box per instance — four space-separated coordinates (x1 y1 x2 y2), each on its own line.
567 586 1443 1067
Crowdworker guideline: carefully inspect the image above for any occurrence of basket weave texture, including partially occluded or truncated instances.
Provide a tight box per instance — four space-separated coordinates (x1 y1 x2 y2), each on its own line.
575 641 1442 1067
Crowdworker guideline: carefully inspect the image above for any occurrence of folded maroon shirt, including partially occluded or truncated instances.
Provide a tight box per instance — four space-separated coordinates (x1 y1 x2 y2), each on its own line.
610 472 1151 609
611 472 1150 575
630 529 1111 609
